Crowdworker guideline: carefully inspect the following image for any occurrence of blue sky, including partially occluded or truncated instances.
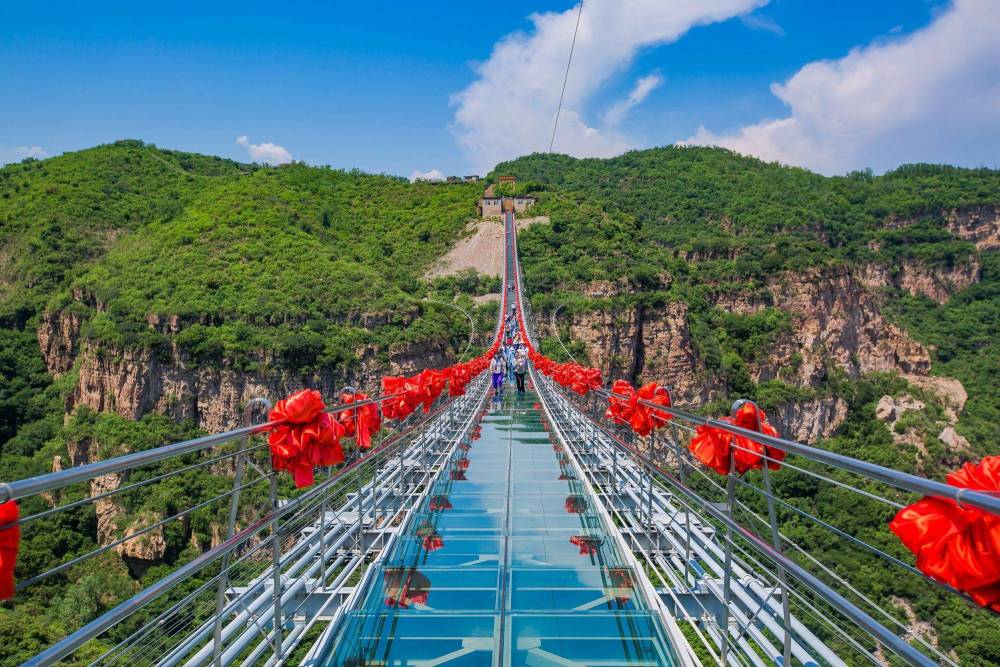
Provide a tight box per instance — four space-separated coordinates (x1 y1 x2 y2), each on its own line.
2 0 996 177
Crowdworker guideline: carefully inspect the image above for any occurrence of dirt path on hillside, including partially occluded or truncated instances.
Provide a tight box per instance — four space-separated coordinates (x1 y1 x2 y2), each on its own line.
426 216 548 278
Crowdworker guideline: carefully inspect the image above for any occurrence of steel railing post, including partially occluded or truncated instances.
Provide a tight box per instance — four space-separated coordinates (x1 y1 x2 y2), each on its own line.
721 450 736 666
268 473 282 662
612 447 619 494
355 469 364 554
671 423 694 588
320 465 330 589
646 464 654 527
762 460 793 666
212 397 270 667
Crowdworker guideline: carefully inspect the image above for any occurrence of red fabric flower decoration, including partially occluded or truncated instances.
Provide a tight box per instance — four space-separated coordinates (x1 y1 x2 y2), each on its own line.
629 382 673 437
605 380 636 425
688 403 784 476
890 456 1000 612
0 501 20 600
380 375 421 420
336 392 382 449
268 390 346 488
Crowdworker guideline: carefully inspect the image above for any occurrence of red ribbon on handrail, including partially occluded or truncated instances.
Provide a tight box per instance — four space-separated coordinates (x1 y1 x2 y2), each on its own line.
605 381 672 436
267 389 346 488
335 392 381 449
889 456 1000 612
688 402 785 475
0 500 20 600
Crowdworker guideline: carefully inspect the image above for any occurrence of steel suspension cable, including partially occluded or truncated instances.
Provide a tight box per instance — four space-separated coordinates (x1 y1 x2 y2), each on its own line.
549 1 584 153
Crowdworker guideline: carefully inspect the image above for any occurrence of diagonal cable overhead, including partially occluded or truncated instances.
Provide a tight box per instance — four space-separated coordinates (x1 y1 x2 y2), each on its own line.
548 1 585 153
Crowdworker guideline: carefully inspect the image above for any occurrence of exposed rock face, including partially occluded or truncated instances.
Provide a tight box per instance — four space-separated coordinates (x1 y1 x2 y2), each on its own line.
39 313 457 434
705 265 933 390
938 426 970 451
115 513 167 562
546 261 943 441
875 395 925 423
857 258 982 304
903 374 967 421
37 310 83 377
873 376 971 471
945 205 1000 250
771 397 849 444
635 303 709 405
91 472 127 549
550 301 710 405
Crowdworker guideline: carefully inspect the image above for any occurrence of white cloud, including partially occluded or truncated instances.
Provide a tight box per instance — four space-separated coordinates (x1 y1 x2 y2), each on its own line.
603 72 664 127
235 135 293 165
740 12 784 35
685 0 1000 174
0 145 47 164
410 168 446 183
451 0 767 173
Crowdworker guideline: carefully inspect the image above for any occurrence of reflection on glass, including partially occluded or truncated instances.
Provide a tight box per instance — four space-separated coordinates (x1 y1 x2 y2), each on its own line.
383 567 431 609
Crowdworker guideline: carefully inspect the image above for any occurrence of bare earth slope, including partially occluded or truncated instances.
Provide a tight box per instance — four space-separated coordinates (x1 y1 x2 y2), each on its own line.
427 216 547 278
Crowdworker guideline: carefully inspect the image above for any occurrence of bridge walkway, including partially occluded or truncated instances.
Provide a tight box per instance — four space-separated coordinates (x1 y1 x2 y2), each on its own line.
324 385 682 665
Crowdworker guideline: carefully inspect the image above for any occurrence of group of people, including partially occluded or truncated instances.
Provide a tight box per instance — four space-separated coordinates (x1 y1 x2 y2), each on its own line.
491 307 529 398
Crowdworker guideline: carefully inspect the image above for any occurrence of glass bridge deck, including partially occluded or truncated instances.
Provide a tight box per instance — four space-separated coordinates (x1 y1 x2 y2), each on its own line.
323 385 681 666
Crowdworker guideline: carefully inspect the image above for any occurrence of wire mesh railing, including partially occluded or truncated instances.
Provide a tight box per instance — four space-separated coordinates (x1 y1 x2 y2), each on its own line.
15 377 488 667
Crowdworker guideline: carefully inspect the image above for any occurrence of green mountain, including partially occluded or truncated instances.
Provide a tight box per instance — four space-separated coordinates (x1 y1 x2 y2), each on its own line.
2 143 999 663
502 147 1000 662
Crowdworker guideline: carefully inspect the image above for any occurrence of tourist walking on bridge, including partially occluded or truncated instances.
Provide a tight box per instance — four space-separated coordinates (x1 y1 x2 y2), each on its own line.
490 352 505 398
514 346 528 395
503 343 516 385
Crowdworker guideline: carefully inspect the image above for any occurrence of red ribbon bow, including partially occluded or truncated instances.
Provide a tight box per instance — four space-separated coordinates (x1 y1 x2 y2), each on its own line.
267 389 346 488
336 392 382 449
889 456 1000 612
0 500 20 600
688 402 784 475
606 381 672 436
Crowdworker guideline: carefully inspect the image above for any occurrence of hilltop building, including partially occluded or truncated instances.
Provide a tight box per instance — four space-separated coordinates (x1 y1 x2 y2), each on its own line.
477 183 535 217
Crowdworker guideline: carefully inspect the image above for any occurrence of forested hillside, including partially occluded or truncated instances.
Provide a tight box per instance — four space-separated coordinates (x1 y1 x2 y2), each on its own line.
2 142 1000 663
499 146 1000 662
0 142 493 662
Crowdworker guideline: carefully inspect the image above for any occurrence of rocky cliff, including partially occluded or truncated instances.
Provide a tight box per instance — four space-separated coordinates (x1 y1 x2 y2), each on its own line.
545 248 982 444
38 310 456 435
36 300 461 564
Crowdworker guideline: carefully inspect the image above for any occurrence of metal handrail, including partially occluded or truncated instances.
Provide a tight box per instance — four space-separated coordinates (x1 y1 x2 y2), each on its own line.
596 388 1000 516
20 393 463 667
0 394 392 503
537 374 936 667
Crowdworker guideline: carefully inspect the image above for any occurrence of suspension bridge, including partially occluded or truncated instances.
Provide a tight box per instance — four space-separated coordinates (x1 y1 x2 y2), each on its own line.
1 211 998 667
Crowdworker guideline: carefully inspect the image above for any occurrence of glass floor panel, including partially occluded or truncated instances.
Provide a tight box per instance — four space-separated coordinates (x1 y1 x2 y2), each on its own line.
321 387 680 665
